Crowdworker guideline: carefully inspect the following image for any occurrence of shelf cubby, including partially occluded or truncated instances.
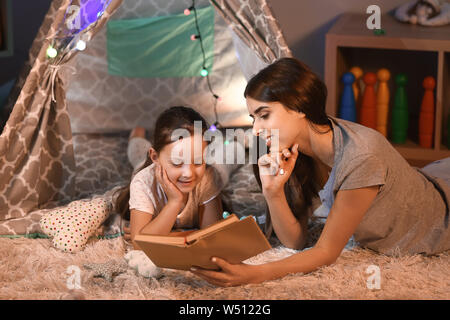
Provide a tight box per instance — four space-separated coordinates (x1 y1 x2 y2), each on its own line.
325 13 450 166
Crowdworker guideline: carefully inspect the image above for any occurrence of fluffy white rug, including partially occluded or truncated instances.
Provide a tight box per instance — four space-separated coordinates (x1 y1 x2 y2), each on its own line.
0 236 448 300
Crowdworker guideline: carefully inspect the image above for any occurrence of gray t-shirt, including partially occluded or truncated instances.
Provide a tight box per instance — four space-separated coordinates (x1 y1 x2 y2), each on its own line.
321 117 450 256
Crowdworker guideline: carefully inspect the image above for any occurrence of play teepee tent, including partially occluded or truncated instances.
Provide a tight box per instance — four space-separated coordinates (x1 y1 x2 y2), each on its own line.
0 0 291 235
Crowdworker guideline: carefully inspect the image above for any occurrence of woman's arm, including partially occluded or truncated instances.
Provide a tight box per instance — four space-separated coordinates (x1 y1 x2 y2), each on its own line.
257 145 308 249
265 191 308 250
259 185 380 278
191 185 379 286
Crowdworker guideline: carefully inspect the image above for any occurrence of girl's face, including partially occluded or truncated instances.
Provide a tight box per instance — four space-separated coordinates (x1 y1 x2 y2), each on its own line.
247 97 308 153
152 134 207 194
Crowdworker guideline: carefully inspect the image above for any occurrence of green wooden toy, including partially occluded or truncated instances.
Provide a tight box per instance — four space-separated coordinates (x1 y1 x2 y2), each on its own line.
391 73 409 144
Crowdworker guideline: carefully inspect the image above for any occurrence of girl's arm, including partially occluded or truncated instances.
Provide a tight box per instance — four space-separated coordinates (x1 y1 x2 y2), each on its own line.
129 209 152 250
198 196 223 229
137 163 187 236
129 203 183 248
138 200 185 236
131 194 222 248
191 185 379 286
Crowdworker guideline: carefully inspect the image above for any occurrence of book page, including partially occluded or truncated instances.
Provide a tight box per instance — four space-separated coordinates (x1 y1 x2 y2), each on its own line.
134 233 186 246
185 215 239 243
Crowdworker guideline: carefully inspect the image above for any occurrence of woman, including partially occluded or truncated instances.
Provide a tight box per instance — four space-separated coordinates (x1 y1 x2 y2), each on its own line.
190 57 450 287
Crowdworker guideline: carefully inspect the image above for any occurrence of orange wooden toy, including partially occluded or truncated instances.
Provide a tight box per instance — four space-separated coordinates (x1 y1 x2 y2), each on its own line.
419 76 436 148
360 72 377 130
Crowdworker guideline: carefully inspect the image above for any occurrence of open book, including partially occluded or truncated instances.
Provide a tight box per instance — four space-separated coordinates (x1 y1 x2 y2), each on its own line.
134 214 272 270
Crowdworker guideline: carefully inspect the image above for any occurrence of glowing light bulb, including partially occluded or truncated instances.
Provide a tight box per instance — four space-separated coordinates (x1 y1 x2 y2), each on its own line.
46 46 58 58
224 140 230 145
200 68 208 77
76 40 86 51
184 8 191 15
190 34 198 41
209 124 217 132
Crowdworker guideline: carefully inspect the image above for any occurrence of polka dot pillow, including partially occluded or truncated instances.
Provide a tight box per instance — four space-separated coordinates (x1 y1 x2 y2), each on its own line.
40 198 111 253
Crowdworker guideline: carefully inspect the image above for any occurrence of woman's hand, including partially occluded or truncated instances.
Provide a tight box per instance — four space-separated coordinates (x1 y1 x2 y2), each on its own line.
190 257 265 287
258 144 299 197
155 163 185 205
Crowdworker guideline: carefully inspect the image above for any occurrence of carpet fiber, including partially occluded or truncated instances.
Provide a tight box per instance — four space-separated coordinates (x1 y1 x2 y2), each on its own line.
0 237 448 300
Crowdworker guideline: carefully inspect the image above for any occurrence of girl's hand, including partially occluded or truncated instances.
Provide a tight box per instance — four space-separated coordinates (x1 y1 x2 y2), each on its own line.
123 226 131 241
258 144 299 197
155 163 185 205
190 257 265 287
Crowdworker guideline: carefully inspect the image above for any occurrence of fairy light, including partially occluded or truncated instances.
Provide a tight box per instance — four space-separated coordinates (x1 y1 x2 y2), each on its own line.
76 40 87 51
46 45 58 58
187 0 221 128
209 122 218 132
184 6 193 15
200 68 208 77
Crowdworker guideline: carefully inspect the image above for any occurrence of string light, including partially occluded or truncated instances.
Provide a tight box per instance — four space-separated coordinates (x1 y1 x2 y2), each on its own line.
184 6 194 15
76 40 87 51
187 0 221 127
200 68 208 77
209 122 218 132
46 45 58 58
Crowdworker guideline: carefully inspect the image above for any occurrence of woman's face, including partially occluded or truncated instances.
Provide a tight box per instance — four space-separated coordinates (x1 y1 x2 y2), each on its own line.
153 134 207 193
247 97 308 153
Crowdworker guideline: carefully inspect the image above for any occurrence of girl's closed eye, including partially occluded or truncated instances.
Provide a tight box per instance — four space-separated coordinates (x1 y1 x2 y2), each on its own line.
170 161 183 167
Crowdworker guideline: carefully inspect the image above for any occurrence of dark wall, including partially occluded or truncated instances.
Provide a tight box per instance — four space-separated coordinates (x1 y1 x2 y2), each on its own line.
268 0 406 78
0 0 52 85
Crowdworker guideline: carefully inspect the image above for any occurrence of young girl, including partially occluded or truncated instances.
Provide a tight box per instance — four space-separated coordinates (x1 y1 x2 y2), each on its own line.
116 106 224 251
190 57 450 287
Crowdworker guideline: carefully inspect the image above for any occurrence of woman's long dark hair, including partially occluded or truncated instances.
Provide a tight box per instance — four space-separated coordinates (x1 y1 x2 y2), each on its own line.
244 57 331 238
115 106 210 221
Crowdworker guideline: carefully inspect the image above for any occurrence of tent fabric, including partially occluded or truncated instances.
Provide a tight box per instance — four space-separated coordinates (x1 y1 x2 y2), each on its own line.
0 0 292 233
64 0 249 133
210 0 292 64
107 5 215 78
0 0 123 221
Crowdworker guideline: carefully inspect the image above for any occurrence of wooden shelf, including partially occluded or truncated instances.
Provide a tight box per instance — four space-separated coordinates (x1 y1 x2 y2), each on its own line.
325 13 450 164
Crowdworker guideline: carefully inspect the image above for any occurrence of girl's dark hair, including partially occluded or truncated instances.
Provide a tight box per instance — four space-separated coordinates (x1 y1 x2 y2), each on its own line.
244 57 331 238
115 106 210 221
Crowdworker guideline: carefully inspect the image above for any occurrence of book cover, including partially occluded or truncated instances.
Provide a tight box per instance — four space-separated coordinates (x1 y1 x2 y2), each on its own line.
134 215 272 270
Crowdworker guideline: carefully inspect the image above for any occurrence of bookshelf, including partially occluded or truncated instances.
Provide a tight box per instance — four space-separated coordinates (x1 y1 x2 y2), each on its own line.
0 0 13 57
325 13 450 167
